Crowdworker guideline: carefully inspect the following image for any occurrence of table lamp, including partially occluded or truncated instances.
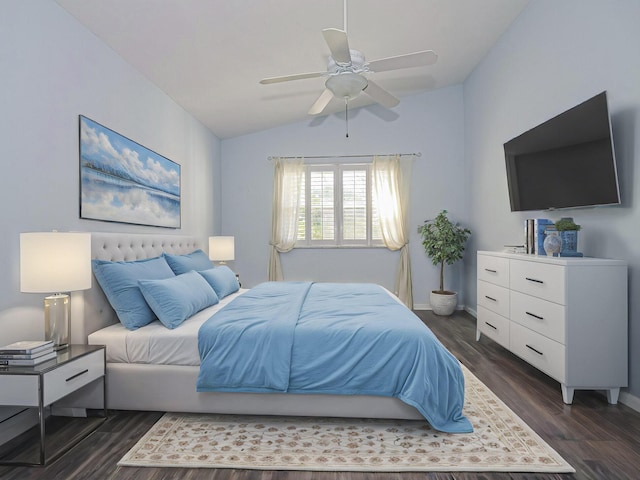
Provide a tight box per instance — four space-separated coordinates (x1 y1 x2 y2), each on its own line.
209 236 234 266
20 232 92 350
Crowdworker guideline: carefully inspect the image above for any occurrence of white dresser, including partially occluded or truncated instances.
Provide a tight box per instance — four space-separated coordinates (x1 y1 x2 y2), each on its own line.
476 251 627 404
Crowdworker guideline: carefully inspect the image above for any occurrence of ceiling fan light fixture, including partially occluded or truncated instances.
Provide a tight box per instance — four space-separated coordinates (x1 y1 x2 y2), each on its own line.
325 73 368 100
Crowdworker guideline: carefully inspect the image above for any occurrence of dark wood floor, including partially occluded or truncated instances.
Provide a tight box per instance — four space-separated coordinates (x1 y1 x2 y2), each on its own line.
2 310 640 479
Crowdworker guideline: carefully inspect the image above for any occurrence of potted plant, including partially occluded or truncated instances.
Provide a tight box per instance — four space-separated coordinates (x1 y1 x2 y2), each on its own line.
554 217 581 255
417 210 471 316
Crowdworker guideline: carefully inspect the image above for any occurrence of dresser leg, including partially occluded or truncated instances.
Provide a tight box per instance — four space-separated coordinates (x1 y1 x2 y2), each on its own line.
475 329 481 341
561 385 574 404
607 388 620 404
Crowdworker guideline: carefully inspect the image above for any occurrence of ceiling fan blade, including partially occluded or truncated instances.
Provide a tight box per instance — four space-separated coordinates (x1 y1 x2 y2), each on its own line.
308 88 334 115
363 80 399 109
259 71 325 85
322 28 351 64
368 50 438 73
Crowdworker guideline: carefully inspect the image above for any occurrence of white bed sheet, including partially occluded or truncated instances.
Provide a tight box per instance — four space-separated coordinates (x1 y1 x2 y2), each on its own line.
88 289 248 365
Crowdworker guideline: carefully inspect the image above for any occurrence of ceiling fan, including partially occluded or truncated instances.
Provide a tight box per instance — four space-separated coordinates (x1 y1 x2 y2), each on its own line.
259 0 438 117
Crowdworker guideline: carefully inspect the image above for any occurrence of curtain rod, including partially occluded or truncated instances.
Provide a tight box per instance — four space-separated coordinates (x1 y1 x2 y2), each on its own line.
267 152 421 161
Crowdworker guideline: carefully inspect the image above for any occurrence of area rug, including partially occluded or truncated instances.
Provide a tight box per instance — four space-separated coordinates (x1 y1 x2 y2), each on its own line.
118 365 574 472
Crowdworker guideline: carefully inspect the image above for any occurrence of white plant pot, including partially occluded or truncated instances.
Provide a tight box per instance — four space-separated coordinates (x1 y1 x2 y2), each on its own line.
430 291 458 316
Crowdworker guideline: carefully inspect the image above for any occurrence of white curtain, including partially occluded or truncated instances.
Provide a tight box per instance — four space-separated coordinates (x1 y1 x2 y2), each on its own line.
372 155 413 308
268 157 304 281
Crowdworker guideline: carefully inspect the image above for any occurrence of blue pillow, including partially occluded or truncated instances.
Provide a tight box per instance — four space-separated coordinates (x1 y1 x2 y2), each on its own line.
198 266 240 299
138 271 219 329
92 256 176 330
163 249 212 275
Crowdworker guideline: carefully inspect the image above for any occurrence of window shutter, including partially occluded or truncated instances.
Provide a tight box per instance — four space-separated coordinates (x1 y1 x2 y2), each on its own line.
297 174 306 240
342 169 367 241
310 170 335 241
296 163 382 247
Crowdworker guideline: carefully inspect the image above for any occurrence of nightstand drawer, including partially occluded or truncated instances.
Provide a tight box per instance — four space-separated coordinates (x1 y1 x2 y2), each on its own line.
43 350 104 405
478 254 509 288
0 376 40 406
477 280 509 317
510 290 566 343
510 322 565 383
510 260 565 304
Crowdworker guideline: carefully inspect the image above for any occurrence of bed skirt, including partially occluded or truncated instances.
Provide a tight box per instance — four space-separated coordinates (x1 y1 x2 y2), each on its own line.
69 362 424 420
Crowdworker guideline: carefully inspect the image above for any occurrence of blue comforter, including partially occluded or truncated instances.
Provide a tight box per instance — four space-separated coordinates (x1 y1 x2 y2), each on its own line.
197 282 472 433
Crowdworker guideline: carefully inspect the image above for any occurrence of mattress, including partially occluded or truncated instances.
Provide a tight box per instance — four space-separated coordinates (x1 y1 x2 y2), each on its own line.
88 289 247 365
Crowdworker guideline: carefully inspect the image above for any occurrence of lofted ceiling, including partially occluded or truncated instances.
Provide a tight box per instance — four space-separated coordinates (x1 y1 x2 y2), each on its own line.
55 0 529 139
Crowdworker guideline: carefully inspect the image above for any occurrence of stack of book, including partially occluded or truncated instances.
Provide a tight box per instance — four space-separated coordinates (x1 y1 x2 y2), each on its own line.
524 218 554 255
0 340 56 366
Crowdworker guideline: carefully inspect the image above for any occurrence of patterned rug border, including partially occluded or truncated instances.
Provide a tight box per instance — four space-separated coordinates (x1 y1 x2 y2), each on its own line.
118 365 574 473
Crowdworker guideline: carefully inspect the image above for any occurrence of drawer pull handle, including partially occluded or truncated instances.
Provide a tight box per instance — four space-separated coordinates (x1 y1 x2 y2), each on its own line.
485 295 497 302
525 311 544 320
485 321 497 330
525 277 544 284
484 268 497 273
66 369 89 382
526 344 544 356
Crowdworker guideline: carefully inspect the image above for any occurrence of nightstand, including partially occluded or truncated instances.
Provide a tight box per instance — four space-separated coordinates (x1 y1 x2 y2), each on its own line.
0 345 106 466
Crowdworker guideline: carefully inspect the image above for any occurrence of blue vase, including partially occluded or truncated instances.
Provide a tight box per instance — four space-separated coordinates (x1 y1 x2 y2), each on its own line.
543 233 562 257
559 230 578 254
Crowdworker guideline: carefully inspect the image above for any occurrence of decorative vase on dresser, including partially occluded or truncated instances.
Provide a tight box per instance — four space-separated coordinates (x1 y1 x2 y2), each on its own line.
476 251 627 404
543 232 562 257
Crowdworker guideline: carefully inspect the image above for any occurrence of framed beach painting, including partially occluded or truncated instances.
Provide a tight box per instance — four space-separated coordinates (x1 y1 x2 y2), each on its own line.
79 115 181 228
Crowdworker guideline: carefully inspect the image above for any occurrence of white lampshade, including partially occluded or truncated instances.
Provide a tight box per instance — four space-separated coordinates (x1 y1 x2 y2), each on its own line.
209 236 235 263
20 232 92 293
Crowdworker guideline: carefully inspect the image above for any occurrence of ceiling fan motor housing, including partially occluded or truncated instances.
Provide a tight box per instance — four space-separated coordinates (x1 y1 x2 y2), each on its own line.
327 49 367 73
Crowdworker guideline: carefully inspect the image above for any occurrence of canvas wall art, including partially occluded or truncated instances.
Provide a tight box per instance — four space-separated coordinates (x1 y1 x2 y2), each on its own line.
79 115 181 228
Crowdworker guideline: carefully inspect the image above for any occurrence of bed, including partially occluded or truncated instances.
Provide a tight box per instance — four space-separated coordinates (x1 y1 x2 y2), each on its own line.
73 232 471 433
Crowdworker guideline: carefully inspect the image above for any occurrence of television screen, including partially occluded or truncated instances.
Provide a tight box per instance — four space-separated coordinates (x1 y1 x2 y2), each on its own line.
504 92 620 212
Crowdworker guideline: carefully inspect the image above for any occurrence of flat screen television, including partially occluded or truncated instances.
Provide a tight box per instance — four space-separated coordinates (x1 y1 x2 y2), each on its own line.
504 91 620 211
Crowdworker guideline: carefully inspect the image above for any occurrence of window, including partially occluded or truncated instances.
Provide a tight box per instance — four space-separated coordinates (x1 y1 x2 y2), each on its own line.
296 164 382 247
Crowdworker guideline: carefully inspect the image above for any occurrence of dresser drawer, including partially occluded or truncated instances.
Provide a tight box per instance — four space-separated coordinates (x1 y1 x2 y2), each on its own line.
510 291 566 343
43 350 104 405
510 260 565 304
478 254 509 288
510 322 565 383
477 306 510 349
477 280 510 318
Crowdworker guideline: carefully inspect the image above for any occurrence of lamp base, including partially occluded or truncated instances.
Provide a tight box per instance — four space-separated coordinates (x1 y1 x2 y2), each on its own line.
44 294 70 350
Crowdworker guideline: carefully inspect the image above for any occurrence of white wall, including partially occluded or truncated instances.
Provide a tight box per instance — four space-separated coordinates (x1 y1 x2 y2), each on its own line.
221 86 467 307
0 1 222 346
463 0 640 398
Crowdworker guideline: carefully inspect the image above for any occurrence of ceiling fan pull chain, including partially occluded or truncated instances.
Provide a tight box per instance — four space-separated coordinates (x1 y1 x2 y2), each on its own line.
345 98 349 138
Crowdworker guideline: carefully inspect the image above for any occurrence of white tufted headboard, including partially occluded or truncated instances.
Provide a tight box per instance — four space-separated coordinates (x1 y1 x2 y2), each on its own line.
71 232 203 344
